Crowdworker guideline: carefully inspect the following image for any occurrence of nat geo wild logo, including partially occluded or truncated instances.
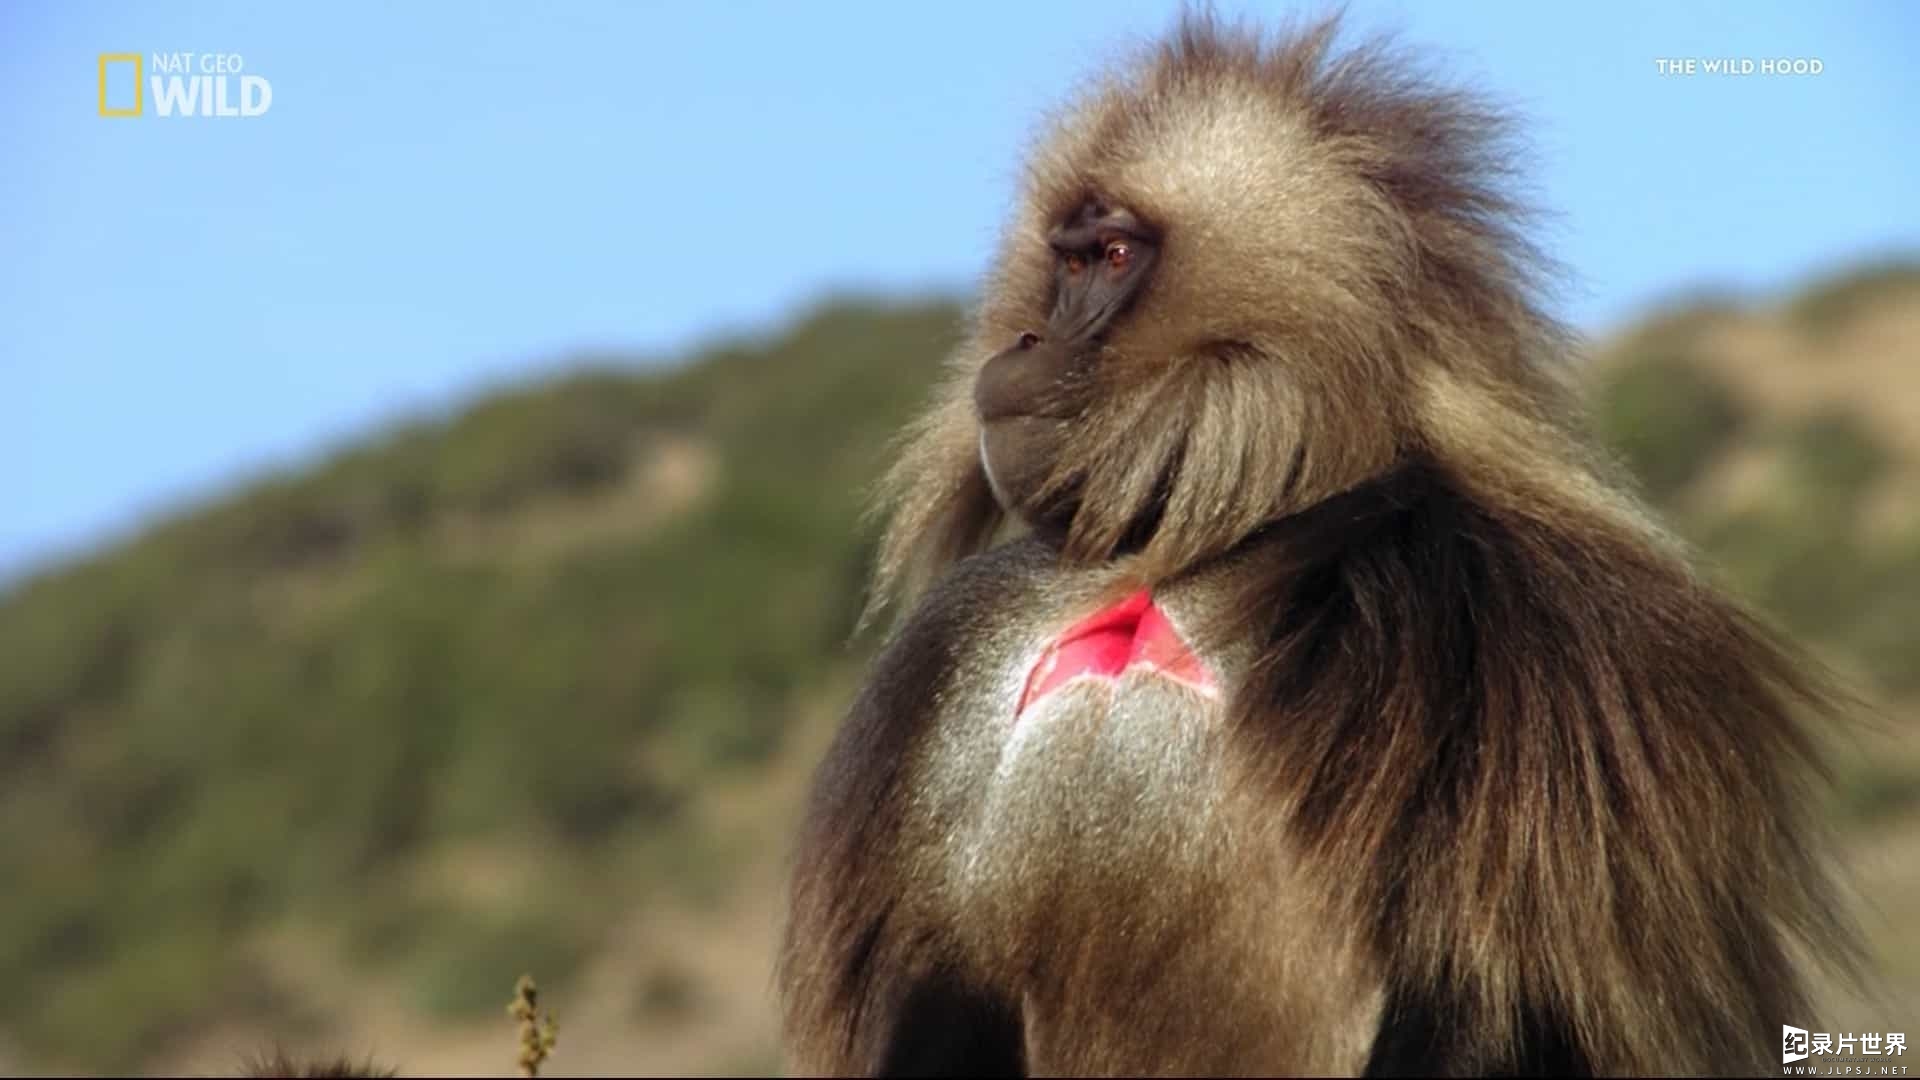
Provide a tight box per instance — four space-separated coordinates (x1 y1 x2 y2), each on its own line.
97 52 272 118
1784 1024 1910 1074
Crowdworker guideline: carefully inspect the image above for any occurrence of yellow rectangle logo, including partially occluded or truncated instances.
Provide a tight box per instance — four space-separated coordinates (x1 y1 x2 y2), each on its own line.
98 53 142 117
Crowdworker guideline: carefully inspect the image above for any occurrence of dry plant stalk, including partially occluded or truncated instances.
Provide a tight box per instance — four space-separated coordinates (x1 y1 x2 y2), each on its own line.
506 974 559 1078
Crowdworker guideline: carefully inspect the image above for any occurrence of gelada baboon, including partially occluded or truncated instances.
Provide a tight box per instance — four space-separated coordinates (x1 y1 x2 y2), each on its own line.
777 11 1868 1078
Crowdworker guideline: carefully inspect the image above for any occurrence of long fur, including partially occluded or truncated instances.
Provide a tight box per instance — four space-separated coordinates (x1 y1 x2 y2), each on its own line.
809 10 1868 1076
1220 456 1863 1073
870 11 1590 614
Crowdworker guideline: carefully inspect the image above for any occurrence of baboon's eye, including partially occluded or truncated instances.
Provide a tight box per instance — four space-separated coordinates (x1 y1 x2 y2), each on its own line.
1105 241 1132 273
1064 253 1087 275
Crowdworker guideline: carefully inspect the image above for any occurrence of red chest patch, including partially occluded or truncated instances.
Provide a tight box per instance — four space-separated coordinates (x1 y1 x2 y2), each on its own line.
1016 588 1220 719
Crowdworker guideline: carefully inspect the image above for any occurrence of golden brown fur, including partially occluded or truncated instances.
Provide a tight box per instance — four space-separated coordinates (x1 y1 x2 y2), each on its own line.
870 11 1586 610
784 11 1869 1077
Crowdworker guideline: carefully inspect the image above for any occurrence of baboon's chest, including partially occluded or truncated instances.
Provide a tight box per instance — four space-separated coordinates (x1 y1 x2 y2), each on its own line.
978 585 1232 822
917 583 1246 952
1011 587 1220 719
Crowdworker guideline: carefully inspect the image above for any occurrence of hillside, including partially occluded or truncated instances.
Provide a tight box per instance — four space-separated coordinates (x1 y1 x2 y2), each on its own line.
3 261 1918 1075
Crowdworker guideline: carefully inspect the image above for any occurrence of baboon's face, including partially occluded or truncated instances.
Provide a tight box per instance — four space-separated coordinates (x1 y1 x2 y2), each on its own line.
928 43 1484 574
972 198 1161 531
1035 199 1162 348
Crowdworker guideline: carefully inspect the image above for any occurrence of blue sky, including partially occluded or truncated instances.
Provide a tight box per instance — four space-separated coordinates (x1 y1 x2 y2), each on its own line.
4 0 1917 586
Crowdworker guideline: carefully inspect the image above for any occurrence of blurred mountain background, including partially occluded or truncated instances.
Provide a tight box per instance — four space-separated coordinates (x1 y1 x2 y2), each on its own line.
1 257 1917 1076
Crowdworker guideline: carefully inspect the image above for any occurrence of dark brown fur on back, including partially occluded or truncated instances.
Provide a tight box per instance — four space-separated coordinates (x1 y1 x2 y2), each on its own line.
1221 456 1859 1074
783 11 1869 1078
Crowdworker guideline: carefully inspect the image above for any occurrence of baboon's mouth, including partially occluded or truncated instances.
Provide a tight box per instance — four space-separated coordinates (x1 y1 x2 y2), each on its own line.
1015 588 1218 719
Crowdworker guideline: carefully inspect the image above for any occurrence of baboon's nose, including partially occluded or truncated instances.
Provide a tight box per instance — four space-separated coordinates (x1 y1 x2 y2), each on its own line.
1017 331 1042 349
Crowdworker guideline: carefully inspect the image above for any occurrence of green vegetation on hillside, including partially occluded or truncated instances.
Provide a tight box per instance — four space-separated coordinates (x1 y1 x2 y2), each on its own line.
2 262 1918 1072
0 298 964 1069
1587 344 1749 502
